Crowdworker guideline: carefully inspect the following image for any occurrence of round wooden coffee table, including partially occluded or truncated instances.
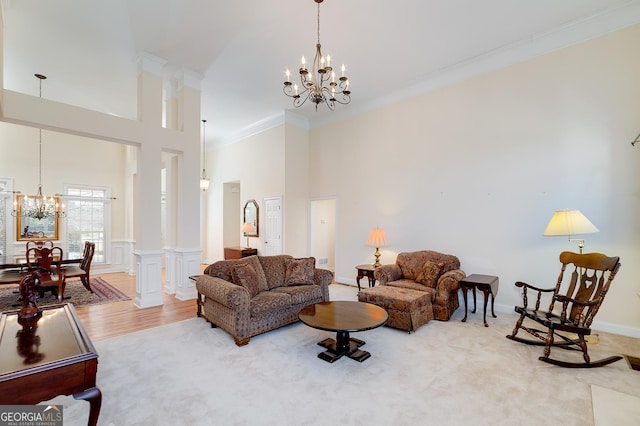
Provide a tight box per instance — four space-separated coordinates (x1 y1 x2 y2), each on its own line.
299 301 388 363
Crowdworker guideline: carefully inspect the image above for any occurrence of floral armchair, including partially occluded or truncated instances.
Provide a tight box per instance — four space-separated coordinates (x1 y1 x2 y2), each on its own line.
374 250 466 321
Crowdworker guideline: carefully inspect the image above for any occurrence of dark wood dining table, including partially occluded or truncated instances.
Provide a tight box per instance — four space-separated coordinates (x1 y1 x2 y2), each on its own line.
0 256 27 285
0 256 82 285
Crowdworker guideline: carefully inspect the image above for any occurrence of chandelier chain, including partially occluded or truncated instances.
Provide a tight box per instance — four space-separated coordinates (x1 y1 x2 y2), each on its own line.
11 73 67 220
38 76 43 191
199 119 210 191
38 130 42 191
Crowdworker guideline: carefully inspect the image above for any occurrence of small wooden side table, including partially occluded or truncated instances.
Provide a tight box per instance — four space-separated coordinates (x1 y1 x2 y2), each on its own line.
189 275 204 318
224 247 257 260
460 274 499 327
355 264 376 291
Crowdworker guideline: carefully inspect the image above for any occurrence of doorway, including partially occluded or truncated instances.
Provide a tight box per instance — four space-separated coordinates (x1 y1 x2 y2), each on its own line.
309 198 335 271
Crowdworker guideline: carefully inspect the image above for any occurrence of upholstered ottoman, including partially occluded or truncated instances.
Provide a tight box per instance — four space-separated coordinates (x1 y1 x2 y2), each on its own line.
357 286 433 332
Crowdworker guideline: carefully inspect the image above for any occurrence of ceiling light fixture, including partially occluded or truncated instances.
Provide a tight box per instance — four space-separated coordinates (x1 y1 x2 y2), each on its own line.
199 119 210 191
283 0 351 111
12 74 66 220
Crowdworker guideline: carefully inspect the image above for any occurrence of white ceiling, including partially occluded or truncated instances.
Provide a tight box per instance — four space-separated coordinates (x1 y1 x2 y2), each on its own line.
2 0 640 147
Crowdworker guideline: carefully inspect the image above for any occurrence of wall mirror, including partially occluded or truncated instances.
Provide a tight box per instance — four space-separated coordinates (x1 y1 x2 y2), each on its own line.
16 194 60 241
243 199 259 237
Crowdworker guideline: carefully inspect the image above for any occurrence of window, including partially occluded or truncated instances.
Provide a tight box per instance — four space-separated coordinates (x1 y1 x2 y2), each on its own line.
65 186 110 263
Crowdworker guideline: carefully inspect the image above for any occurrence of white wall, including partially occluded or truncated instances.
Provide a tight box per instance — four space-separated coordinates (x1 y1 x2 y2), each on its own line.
284 123 310 257
308 24 640 335
0 47 203 304
0 122 127 260
222 182 240 248
202 25 639 336
206 126 286 262
310 198 336 270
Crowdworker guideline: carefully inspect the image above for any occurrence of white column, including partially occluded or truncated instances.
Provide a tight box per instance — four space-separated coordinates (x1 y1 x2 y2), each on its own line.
133 249 164 308
174 247 201 300
133 55 164 307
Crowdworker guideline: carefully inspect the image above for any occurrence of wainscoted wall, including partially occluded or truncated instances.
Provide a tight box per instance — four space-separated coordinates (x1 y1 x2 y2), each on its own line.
110 239 134 274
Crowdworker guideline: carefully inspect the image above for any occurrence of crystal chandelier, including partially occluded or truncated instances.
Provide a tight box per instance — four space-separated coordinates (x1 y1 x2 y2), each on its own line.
283 0 351 110
12 74 66 220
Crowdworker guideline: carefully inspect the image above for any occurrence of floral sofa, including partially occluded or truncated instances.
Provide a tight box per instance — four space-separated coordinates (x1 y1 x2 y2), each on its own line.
374 250 466 321
196 254 333 346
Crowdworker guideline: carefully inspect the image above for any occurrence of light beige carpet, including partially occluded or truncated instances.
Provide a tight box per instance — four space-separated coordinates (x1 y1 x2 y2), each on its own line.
47 284 639 425
591 385 640 426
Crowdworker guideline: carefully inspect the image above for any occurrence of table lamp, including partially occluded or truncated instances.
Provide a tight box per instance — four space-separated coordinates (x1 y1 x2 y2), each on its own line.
366 227 388 267
242 222 255 248
543 209 599 253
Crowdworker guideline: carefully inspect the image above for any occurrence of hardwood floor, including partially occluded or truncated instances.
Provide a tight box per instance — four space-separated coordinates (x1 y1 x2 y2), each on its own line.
75 271 199 341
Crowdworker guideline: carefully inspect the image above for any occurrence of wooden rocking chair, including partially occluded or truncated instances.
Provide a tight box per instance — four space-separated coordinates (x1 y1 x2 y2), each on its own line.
506 251 622 368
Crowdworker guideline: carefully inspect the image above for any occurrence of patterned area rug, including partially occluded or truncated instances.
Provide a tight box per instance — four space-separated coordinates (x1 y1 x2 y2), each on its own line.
0 277 130 313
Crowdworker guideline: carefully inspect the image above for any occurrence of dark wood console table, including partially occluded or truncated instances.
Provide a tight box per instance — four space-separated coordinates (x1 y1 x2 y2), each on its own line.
0 304 101 426
224 246 258 259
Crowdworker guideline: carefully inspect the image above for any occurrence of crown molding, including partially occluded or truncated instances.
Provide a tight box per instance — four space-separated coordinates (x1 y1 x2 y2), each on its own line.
136 52 167 77
214 112 286 149
309 1 640 130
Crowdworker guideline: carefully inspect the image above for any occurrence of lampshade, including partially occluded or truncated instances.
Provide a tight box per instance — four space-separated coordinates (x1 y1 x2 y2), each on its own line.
242 222 255 234
366 228 387 247
543 210 599 237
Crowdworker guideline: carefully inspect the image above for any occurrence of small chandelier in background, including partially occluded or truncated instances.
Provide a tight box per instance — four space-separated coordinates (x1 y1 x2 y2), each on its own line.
283 0 351 111
200 119 210 191
12 74 66 220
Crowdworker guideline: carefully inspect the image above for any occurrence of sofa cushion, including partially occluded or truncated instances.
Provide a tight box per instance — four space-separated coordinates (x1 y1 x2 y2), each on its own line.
284 257 316 286
230 263 261 297
258 255 293 289
415 260 444 288
387 279 434 294
271 285 323 306
205 255 269 292
358 286 432 312
249 291 291 318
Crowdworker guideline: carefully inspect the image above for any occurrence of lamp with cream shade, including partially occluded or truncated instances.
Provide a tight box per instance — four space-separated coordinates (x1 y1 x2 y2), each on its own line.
366 227 388 267
242 222 255 248
543 209 599 253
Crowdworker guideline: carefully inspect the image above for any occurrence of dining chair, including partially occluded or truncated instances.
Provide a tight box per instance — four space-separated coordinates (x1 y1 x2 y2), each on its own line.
25 246 67 302
62 241 96 293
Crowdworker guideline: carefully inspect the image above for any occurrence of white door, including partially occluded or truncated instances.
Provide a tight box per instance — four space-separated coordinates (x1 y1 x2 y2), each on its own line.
263 196 282 255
